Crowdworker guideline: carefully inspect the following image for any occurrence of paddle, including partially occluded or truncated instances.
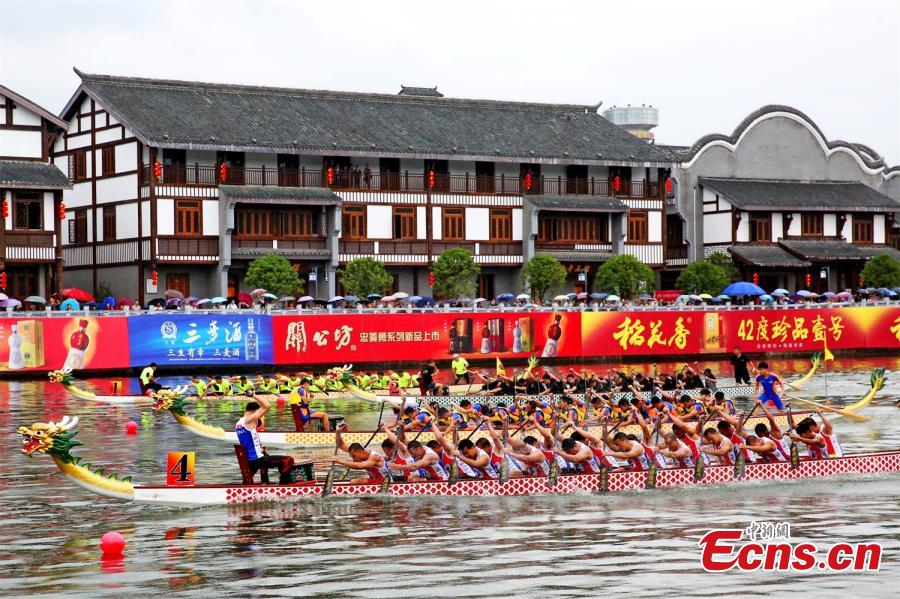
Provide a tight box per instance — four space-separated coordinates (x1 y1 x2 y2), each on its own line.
645 414 664 489
784 393 869 422
786 405 800 469
692 410 717 482
448 424 460 486
548 419 560 488
499 418 511 484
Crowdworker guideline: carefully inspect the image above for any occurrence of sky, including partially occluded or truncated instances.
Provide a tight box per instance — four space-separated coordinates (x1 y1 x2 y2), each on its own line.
1 0 898 162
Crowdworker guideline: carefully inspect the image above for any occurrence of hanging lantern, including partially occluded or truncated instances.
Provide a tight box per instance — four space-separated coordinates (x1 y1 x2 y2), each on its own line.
0 272 7 290
326 166 335 185
428 272 435 287
58 202 66 221
1 199 8 219
151 269 158 286
613 175 621 192
153 160 162 179
752 272 759 286
665 177 673 193
428 169 436 189
219 163 229 183
524 171 533 191
805 273 812 287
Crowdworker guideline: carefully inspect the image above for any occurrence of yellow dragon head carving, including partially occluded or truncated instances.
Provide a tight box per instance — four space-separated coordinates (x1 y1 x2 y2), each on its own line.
18 416 80 458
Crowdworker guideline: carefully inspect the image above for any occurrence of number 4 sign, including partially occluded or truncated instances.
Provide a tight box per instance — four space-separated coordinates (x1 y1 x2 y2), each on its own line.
166 452 196 486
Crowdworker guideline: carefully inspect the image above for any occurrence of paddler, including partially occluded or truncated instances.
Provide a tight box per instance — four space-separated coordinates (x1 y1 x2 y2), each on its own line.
788 410 842 459
256 375 278 395
189 375 208 398
712 390 736 416
400 405 433 431
139 363 163 394
744 399 790 462
754 361 785 409
210 375 234 396
698 427 738 465
236 396 294 484
657 432 696 469
331 424 391 484
384 425 448 482
235 375 256 397
289 380 331 431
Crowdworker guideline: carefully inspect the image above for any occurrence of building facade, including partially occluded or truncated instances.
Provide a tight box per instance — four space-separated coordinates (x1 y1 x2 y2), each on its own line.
52 70 673 301
0 85 70 299
667 105 900 290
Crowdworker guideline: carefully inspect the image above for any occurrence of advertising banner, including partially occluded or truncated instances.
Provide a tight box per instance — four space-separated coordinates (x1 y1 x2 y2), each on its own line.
0 316 131 372
582 311 703 356
272 311 582 366
127 314 273 367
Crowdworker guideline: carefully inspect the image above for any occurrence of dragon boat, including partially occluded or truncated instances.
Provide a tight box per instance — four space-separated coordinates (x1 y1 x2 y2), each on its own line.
19 415 900 508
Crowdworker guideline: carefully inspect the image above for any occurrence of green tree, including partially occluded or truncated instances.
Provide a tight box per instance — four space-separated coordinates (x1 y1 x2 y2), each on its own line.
432 248 480 299
594 254 655 299
676 260 730 295
521 254 567 302
244 253 303 298
338 257 393 297
860 253 900 288
707 251 741 283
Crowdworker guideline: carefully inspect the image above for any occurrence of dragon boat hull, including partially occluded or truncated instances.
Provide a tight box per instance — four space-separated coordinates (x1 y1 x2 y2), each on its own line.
126 450 900 507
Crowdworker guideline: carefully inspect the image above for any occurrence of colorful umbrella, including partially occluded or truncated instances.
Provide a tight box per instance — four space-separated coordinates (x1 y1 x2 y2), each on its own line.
0 293 7 301
209 297 227 304
298 295 314 302
496 293 515 302
393 292 409 300
116 297 134 308
164 289 184 299
62 288 94 302
24 295 47 304
605 295 621 302
59 298 80 311
722 282 765 296
367 293 382 300
237 293 253 305
250 288 267 297
0 298 22 308
516 293 530 300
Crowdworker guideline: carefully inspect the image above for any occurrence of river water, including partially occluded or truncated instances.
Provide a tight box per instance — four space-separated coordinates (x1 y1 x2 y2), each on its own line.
1 356 899 598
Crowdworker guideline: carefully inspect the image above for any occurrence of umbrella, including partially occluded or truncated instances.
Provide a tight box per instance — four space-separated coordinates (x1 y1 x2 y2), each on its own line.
262 293 278 300
278 295 296 303
99 296 116 309
236 292 252 305
772 288 789 296
472 297 487 304
115 296 133 308
164 289 184 299
639 293 653 300
836 291 852 300
496 293 515 302
406 295 423 303
591 292 608 300
566 292 577 299
184 296 199 303
698 293 713 300
689 294 701 301
62 287 94 302
59 298 80 311
166 297 183 306
298 295 314 302
715 294 731 301
605 295 621 302
367 293 382 300
416 297 435 307
796 290 814 298
821 291 836 298
722 282 765 296
676 295 691 303
146 297 166 307
250 288 267 297
24 295 47 304
195 298 211 306
209 297 227 304
0 298 21 308
328 296 345 303
516 293 530 300
344 295 359 302
393 292 409 300
576 292 589 300
0 293 7 301
553 294 570 302
759 294 774 302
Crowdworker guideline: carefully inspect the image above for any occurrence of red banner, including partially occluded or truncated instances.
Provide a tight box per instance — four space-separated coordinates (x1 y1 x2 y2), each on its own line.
0 317 130 373
272 312 582 366
582 311 702 356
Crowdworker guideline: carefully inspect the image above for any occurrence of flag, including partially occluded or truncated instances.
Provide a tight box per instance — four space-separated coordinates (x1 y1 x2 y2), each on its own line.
823 337 834 362
496 357 506 377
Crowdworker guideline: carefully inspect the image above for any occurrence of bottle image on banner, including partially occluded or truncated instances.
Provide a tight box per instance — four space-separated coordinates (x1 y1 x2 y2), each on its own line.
488 318 505 353
541 314 563 358
480 321 492 354
7 324 24 370
518 317 534 352
449 319 473 354
62 319 90 370
512 321 523 353
245 319 260 361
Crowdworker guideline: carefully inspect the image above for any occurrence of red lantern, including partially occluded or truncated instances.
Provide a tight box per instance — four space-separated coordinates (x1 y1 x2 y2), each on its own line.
219 163 228 183
326 166 335 185
613 176 621 192
58 202 66 221
428 272 435 287
151 269 158 286
805 273 812 288
0 272 6 290
153 160 162 179
524 171 533 191
1 200 8 219
665 177 673 193
752 272 759 286
428 169 436 189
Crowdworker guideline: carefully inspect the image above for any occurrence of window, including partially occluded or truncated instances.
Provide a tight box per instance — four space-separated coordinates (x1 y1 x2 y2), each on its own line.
342 205 366 239
475 161 495 193
442 207 465 240
69 209 88 244
216 151 245 185
538 214 608 243
282 210 318 238
393 206 417 240
749 213 771 243
379 158 401 191
566 165 588 194
175 200 202 235
166 273 190 297
627 211 649 242
13 192 42 230
477 273 495 299
489 208 512 241
162 148 187 184
852 215 873 244
71 150 87 181
235 208 275 237
801 213 823 236
277 154 300 186
102 205 116 241
102 146 115 175
424 159 449 192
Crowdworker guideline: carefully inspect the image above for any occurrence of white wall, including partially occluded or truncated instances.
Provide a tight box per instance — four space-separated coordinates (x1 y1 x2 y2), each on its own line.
42 192 54 232
367 205 391 239
416 206 427 239
465 207 489 240
512 208 523 241
648 210 662 242
823 213 837 236
12 104 41 126
157 199 174 235
874 214 885 244
432 206 442 240
841 214 852 240
116 141 138 172
0 129 42 158
141 200 151 236
736 211 749 242
117 203 139 238
96 174 137 203
95 129 121 145
786 212 801 236
772 212 783 240
704 212 732 244
63 181 92 208
202 200 219 236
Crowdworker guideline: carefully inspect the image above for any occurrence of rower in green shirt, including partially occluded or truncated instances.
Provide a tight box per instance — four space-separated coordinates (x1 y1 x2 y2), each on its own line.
139 363 162 394
257 375 277 394
236 376 256 397
189 375 208 398
211 375 233 396
397 371 411 389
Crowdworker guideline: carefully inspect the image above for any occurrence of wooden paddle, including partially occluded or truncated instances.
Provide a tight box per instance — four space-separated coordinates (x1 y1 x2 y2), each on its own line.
784 393 869 422
448 424 460 486
499 418 511 484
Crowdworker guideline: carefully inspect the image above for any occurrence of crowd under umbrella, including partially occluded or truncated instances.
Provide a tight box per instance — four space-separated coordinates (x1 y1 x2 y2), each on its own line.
516 292 530 301
209 297 227 304
836 291 852 300
772 288 789 297
62 287 94 302
605 295 621 303
416 296 435 307
166 297 182 308
164 289 184 299
59 298 79 311
759 294 775 303
116 297 133 308
795 289 817 298
393 292 409 300
366 293 382 300
24 295 46 305
496 292 515 302
590 292 608 300
0 298 22 308
714 294 731 302
250 288 267 297
822 291 837 299
0 293 7 301
553 294 570 303
722 281 766 296
146 297 166 308
98 296 116 309
639 293 653 300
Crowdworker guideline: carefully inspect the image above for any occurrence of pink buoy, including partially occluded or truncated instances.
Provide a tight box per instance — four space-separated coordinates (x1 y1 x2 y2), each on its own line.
100 531 126 556
124 420 138 435
276 396 285 409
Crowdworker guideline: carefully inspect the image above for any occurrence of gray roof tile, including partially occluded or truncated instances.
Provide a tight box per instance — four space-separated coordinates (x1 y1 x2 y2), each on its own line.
219 185 341 205
728 244 812 268
700 178 899 212
780 238 886 261
527 194 628 212
537 250 613 262
0 160 71 190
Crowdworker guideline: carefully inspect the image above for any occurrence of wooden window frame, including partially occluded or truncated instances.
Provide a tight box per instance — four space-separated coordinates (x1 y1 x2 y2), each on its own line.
749 213 772 243
442 207 465 241
801 213 823 237
72 150 87 181
489 208 512 241
175 199 202 236
393 206 417 240
852 215 873 244
281 209 318 239
627 211 649 243
102 205 116 241
235 208 276 239
538 214 608 243
101 146 116 176
13 192 43 231
70 209 88 244
342 205 366 240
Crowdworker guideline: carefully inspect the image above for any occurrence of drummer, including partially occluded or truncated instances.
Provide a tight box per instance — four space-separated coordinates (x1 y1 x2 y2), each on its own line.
289 380 332 431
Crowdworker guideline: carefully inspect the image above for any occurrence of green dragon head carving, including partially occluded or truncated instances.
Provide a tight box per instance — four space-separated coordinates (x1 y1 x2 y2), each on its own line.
18 416 83 464
326 364 359 386
151 389 189 416
48 369 75 386
871 367 887 390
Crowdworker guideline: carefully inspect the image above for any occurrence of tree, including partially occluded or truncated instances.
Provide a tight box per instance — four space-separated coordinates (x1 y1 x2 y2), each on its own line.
244 253 303 298
338 257 393 297
432 248 480 299
860 253 900 288
676 260 730 295
594 254 655 299
521 255 567 302
707 252 741 283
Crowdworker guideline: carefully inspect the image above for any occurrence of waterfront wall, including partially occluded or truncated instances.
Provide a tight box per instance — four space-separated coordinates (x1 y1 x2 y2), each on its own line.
1 306 898 373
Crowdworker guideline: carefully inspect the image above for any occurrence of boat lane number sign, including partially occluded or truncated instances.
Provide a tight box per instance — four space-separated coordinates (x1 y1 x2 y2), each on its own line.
166 452 196 486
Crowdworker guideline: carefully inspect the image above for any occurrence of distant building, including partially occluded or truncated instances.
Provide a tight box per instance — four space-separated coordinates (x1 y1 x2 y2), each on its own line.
0 85 70 299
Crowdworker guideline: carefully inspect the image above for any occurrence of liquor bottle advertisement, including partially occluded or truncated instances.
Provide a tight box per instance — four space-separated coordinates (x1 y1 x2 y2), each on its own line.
0 317 130 372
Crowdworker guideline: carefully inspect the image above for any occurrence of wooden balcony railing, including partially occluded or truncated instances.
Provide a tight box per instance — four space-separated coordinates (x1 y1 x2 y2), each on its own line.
143 164 664 199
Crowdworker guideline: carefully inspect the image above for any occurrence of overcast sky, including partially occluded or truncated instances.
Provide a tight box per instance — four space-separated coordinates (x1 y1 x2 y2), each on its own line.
2 0 898 162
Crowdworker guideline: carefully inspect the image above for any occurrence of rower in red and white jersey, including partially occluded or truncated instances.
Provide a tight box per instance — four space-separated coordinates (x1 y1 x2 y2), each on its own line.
806 412 842 458
657 432 696 468
632 409 675 468
745 400 790 463
554 437 603 474
457 439 498 479
667 410 713 465
699 427 738 466
481 420 529 478
604 432 653 471
788 413 840 460
381 424 448 482
332 426 391 484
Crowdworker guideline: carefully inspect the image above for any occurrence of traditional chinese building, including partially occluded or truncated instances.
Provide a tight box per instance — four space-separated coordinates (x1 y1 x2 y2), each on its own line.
0 85 70 299
668 105 900 291
52 69 672 301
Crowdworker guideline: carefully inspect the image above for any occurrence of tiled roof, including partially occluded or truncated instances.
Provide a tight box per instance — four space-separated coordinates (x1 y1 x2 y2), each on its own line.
0 160 71 190
69 70 671 166
0 85 68 129
700 178 899 212
526 194 628 212
232 247 331 258
218 185 341 205
537 250 613 263
398 86 443 97
654 144 691 162
728 244 812 268
780 238 888 261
